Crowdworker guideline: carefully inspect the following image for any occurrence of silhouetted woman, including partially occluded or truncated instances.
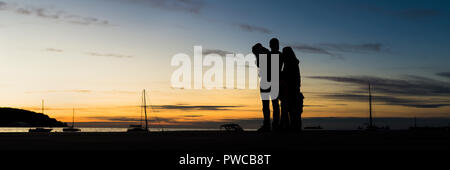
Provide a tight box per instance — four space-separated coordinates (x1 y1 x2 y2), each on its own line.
281 47 304 131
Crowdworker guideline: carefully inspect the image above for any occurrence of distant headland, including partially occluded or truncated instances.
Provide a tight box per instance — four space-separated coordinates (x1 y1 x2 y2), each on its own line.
0 107 67 127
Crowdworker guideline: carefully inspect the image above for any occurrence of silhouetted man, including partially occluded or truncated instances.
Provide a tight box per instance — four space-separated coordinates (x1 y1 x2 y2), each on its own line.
252 43 279 132
269 38 284 131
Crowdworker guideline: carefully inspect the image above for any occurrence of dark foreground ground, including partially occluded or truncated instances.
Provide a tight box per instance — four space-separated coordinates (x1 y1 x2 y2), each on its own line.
0 130 449 150
1 130 449 169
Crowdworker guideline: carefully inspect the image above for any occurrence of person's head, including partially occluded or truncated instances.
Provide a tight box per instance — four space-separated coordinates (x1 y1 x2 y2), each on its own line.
253 43 269 54
252 43 263 55
282 47 299 63
269 38 279 51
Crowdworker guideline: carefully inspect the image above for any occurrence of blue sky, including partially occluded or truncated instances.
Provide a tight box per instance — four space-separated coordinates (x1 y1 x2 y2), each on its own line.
1 0 449 127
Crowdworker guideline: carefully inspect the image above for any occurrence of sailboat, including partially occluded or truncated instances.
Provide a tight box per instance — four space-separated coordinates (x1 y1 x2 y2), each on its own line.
364 82 389 131
29 100 53 133
127 89 150 132
63 108 81 132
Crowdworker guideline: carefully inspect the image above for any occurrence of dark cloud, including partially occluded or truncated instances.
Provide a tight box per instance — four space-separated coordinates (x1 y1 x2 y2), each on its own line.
118 0 273 35
90 116 177 123
25 8 60 19
289 43 384 59
304 105 327 107
0 1 112 26
436 72 450 79
87 52 134 58
291 44 341 59
318 43 383 53
308 75 450 108
233 23 272 34
361 4 443 20
153 104 241 111
183 115 204 118
90 117 140 122
45 48 63 53
119 0 271 35
389 66 434 70
65 15 111 26
203 49 233 56
119 0 206 14
308 75 450 96
0 1 8 10
322 93 450 108
15 8 32 15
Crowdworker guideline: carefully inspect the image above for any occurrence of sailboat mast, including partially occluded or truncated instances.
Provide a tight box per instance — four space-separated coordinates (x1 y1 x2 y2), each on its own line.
72 107 75 128
369 83 373 127
140 94 143 127
42 99 44 114
143 89 148 129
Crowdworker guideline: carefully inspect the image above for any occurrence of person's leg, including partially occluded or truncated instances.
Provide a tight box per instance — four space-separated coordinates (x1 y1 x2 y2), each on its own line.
262 100 271 127
298 112 302 132
280 98 289 130
279 80 289 131
298 93 304 132
289 107 299 130
257 99 271 132
288 92 301 131
272 98 280 130
293 92 304 131
288 94 298 129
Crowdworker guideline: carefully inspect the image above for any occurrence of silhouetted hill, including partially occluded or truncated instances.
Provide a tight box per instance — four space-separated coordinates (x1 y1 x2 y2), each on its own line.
0 107 67 127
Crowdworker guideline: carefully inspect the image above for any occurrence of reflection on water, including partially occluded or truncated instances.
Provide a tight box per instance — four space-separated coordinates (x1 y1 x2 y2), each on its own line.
0 127 256 132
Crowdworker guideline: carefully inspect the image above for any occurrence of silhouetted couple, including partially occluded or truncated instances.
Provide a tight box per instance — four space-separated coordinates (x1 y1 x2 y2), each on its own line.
252 38 304 132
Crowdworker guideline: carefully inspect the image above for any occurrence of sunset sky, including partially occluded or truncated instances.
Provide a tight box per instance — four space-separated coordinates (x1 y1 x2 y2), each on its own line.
1 0 449 128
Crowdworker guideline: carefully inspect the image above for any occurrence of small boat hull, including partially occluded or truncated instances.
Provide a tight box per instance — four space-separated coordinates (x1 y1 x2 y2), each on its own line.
29 128 53 132
304 126 323 130
63 128 81 132
127 127 149 132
